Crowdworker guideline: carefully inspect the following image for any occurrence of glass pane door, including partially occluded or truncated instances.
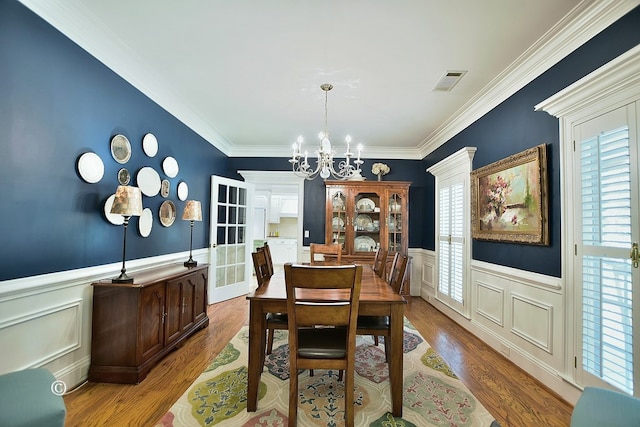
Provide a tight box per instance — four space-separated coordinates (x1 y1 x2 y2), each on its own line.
330 190 347 247
353 191 381 253
208 176 253 303
388 192 404 253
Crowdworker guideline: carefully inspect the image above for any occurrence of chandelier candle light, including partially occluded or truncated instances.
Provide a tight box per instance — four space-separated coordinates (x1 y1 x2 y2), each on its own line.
290 83 364 180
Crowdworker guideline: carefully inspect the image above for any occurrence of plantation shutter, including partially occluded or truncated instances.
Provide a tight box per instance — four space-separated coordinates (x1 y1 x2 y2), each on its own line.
438 178 465 310
428 147 475 316
580 122 635 394
576 103 638 395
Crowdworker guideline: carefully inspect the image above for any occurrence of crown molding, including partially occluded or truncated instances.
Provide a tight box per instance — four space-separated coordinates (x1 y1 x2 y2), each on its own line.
228 143 424 160
417 0 640 159
17 0 234 156
535 44 640 118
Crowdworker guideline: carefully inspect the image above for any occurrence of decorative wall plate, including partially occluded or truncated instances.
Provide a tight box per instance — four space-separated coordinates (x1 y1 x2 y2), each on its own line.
142 133 158 157
77 152 104 183
161 179 170 198
117 168 130 185
162 156 179 178
356 198 375 212
136 167 161 197
139 207 153 237
104 194 124 225
177 181 188 201
110 134 131 164
159 200 176 227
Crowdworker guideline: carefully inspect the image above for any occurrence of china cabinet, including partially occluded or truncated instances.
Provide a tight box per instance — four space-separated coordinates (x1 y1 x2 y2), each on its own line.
324 181 410 267
89 264 208 384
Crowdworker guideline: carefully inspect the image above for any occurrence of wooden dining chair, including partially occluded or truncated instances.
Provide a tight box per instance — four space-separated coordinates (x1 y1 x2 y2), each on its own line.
372 247 388 278
357 252 409 358
260 242 274 276
251 250 288 355
309 242 342 264
284 262 363 427
251 249 271 286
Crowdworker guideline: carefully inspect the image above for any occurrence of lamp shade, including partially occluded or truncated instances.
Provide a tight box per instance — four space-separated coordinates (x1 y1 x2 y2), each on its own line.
182 200 202 221
110 185 143 217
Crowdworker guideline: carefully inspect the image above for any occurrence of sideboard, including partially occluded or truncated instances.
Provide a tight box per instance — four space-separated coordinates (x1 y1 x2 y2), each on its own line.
89 264 209 384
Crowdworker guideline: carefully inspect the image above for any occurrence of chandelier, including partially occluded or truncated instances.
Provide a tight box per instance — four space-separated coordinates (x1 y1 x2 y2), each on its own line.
289 83 364 180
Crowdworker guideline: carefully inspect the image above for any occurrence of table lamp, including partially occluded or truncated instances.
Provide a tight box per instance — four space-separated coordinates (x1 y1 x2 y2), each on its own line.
110 185 143 283
182 200 202 267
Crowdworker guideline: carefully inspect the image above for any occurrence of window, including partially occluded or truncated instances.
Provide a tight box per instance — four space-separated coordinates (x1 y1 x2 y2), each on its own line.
536 44 640 396
578 115 635 394
428 148 476 316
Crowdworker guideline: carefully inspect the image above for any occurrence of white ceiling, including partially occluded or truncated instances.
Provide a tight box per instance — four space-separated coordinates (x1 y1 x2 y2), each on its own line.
18 0 636 159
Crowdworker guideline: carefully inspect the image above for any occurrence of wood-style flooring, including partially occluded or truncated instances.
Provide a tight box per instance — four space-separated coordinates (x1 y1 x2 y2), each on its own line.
63 296 573 426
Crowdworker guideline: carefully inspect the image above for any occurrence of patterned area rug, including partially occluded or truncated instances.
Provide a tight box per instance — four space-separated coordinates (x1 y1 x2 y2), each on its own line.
156 320 497 426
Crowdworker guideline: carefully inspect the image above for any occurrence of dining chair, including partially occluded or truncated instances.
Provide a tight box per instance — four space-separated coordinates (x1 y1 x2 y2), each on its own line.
260 242 274 276
309 242 342 264
251 249 271 286
372 247 388 278
284 262 363 427
357 252 409 358
251 250 288 355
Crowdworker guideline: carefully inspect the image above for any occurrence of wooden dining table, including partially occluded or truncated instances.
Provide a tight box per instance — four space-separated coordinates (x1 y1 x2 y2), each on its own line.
246 262 407 417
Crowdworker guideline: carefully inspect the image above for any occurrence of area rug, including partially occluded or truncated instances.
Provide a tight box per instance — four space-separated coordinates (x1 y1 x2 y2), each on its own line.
155 319 497 426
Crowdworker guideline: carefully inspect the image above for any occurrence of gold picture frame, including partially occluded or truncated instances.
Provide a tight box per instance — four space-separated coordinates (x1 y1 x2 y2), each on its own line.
471 144 549 245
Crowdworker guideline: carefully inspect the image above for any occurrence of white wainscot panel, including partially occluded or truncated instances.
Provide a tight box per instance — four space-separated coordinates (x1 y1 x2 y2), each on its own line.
0 300 82 372
476 281 504 327
511 293 553 353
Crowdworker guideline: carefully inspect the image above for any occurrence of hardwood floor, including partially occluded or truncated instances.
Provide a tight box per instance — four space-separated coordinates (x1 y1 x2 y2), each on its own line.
63 296 573 426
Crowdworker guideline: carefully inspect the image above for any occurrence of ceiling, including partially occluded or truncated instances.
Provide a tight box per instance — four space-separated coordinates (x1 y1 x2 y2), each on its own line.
19 1 629 159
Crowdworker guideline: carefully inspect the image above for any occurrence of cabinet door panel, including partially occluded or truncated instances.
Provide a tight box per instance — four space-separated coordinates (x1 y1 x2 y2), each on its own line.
193 271 208 323
182 276 196 331
165 278 183 344
140 283 165 362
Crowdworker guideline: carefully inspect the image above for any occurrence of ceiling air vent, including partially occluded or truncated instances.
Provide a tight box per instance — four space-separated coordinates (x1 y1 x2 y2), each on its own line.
433 70 467 92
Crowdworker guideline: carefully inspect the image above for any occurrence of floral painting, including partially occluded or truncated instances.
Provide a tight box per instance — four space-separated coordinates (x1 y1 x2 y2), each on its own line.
471 144 549 245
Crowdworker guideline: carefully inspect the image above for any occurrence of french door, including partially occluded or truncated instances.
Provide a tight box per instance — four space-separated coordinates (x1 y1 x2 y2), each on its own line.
574 103 640 395
208 176 254 303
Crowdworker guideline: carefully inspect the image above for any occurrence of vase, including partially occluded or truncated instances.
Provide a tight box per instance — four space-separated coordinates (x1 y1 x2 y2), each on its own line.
377 173 382 181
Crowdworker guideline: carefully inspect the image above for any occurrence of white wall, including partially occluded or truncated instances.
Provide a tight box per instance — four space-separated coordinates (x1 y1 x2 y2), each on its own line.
415 248 581 404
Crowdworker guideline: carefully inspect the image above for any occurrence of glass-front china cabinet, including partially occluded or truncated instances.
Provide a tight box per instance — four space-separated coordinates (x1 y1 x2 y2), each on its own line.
325 181 410 264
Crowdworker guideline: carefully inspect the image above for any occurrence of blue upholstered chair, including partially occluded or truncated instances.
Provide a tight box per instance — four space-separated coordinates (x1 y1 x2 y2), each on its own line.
571 387 640 426
0 368 66 426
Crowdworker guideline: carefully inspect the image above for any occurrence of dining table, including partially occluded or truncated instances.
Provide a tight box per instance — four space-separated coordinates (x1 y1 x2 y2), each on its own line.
246 262 407 417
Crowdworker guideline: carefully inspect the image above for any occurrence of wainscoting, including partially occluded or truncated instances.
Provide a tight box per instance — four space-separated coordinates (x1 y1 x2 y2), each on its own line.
2 247 580 404
415 248 581 405
0 249 208 390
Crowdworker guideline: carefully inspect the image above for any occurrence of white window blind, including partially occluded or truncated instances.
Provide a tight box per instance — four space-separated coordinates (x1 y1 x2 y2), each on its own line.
580 125 634 394
439 181 465 305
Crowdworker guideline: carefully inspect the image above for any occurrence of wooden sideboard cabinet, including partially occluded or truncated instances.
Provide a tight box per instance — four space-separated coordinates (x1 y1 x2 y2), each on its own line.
89 264 209 384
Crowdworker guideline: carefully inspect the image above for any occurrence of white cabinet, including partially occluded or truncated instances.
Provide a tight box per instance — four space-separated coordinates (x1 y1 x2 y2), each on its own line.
268 238 297 265
268 197 281 223
268 195 298 223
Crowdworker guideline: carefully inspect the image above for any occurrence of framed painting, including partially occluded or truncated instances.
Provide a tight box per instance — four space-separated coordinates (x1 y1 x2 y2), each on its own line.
470 144 549 245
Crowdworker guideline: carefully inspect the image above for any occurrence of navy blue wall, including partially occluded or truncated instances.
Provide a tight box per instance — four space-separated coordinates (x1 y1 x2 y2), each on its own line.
0 0 231 281
2 0 639 282
422 6 640 277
